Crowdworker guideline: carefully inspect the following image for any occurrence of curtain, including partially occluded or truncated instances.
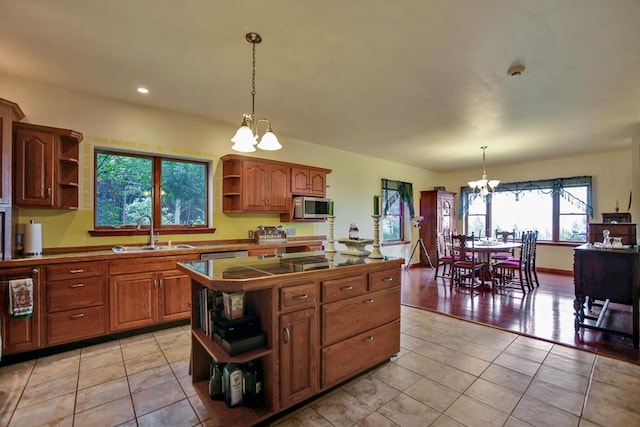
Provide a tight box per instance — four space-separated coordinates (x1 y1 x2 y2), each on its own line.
382 179 415 218
458 175 593 218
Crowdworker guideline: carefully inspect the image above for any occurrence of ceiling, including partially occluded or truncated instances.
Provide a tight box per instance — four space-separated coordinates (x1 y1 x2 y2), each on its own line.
0 0 639 172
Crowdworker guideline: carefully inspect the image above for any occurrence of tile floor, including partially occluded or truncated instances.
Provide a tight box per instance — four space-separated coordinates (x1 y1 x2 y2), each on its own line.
2 306 640 426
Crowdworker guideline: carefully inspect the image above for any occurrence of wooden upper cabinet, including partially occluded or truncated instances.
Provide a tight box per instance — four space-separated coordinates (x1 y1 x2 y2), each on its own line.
13 122 83 209
0 98 24 260
291 167 327 197
222 154 331 215
242 161 290 212
0 98 24 206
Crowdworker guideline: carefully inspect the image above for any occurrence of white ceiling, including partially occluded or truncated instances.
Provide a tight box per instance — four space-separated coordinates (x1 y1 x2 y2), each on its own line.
0 0 639 172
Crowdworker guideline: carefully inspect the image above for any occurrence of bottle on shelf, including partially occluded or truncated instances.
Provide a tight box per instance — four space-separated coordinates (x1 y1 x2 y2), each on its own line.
223 363 243 408
242 360 264 407
209 362 225 401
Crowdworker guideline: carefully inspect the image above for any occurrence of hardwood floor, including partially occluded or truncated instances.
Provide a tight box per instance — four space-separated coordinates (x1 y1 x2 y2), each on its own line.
401 266 640 365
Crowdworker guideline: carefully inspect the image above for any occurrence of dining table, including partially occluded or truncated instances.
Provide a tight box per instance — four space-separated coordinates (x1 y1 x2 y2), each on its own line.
470 240 522 288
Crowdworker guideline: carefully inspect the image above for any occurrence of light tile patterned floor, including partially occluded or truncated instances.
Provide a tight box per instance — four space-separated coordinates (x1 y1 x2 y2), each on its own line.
2 306 640 426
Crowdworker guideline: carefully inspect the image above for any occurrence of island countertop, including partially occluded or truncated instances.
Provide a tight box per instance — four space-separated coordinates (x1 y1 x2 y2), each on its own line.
177 251 404 292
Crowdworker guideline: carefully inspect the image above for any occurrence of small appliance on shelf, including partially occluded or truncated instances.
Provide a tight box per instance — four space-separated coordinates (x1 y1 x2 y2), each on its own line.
255 225 288 244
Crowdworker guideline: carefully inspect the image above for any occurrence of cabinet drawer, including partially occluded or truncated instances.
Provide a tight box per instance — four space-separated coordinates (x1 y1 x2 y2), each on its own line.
322 320 400 388
109 255 195 275
47 276 104 312
46 261 103 281
280 282 318 311
322 275 366 303
46 306 107 345
322 287 400 346
369 268 401 291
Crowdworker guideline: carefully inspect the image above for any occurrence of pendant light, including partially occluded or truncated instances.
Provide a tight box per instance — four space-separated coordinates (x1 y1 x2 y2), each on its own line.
231 32 282 152
468 146 499 196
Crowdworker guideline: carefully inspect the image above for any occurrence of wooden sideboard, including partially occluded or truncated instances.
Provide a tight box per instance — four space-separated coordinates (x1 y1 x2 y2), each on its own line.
573 244 639 347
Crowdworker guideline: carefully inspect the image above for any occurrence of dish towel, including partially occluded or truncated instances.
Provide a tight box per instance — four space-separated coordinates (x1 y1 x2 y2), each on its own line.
8 278 34 319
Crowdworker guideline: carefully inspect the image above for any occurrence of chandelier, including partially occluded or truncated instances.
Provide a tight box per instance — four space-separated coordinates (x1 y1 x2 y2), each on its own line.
468 146 499 196
231 32 282 152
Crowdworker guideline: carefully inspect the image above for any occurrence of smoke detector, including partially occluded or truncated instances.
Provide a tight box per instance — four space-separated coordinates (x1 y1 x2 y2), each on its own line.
507 64 526 77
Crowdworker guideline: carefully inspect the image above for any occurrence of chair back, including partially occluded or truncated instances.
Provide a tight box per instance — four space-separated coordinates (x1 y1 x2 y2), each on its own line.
495 229 516 243
451 233 475 262
528 230 538 261
514 231 531 267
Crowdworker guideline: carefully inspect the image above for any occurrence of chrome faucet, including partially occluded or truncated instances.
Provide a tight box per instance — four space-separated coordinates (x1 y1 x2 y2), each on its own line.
136 215 154 246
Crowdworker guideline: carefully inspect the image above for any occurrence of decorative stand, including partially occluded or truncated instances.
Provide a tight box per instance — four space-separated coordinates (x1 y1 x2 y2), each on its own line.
337 238 373 256
368 214 384 259
325 215 336 253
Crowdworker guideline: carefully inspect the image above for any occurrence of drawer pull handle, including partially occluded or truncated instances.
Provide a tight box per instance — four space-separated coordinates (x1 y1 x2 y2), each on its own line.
293 294 308 301
154 279 158 289
69 269 84 274
363 336 374 342
363 299 375 304
69 283 84 288
382 277 394 282
340 286 353 291
159 279 164 289
283 327 290 344
70 313 85 319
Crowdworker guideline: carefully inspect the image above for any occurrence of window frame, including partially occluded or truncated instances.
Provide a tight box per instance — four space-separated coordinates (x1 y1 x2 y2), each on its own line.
90 149 214 237
459 176 592 243
381 179 415 243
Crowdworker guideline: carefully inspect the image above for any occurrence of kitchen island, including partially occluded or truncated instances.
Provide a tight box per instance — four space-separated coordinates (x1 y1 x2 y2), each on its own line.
177 251 403 426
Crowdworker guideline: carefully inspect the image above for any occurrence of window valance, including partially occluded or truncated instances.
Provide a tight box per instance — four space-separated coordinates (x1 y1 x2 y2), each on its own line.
459 176 593 219
382 179 415 218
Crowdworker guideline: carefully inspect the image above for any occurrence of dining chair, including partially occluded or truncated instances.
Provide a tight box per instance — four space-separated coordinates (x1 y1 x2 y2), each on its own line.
450 233 484 291
435 231 455 279
491 229 517 262
492 231 531 293
526 230 540 287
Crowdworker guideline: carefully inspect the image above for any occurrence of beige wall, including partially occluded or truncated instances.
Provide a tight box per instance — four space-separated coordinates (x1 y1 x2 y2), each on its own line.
0 74 438 258
2 74 635 271
439 149 634 271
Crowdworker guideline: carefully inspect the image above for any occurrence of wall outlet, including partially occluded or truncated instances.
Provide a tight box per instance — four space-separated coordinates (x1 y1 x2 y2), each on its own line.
248 230 254 239
287 228 296 236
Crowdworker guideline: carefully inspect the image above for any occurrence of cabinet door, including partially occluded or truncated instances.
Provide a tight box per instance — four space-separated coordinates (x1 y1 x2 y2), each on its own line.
291 167 325 197
268 164 290 211
158 269 191 322
109 273 157 332
0 271 40 354
280 307 318 409
308 170 326 197
14 128 55 207
243 161 269 210
291 167 311 195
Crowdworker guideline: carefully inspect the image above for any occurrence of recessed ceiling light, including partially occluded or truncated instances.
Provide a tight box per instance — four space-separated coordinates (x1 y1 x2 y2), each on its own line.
137 87 149 94
507 64 525 77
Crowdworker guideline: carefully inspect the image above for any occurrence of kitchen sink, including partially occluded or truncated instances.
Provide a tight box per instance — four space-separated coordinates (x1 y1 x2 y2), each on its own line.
112 244 196 253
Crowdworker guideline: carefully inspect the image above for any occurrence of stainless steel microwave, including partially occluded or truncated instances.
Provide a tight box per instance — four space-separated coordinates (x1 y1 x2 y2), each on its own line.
293 196 330 219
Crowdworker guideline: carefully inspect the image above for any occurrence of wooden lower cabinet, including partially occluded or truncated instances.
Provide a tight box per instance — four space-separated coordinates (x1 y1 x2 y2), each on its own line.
109 272 158 331
279 306 319 408
44 261 107 345
159 269 192 322
322 320 400 388
109 269 192 332
0 267 41 354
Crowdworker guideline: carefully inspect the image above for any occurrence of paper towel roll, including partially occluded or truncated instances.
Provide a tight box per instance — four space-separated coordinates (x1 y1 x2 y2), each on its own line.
24 222 42 256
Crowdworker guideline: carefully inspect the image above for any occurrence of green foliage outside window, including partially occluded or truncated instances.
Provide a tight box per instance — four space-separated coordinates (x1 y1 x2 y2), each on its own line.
95 151 207 228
